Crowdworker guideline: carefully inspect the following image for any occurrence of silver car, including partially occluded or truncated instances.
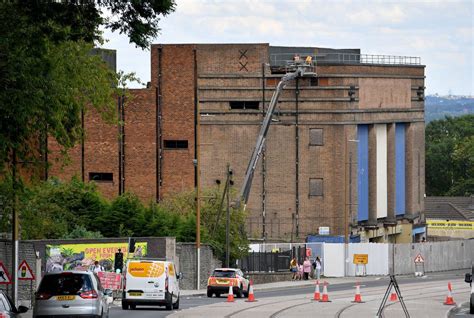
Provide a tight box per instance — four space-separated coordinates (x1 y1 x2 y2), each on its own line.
34 270 111 318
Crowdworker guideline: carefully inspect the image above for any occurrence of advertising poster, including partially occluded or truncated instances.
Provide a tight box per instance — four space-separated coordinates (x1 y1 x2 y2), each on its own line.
46 242 148 272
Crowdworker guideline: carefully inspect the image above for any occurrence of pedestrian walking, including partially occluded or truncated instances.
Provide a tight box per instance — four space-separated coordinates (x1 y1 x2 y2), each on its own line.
290 257 298 280
303 257 311 280
314 256 322 280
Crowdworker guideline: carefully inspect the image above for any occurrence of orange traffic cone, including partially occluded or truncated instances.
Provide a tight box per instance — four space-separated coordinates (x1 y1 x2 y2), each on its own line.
312 280 321 301
226 285 235 303
390 291 398 301
245 280 257 302
320 281 331 302
444 282 456 305
352 283 364 303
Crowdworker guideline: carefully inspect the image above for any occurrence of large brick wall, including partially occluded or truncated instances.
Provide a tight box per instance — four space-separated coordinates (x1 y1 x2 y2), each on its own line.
48 43 425 242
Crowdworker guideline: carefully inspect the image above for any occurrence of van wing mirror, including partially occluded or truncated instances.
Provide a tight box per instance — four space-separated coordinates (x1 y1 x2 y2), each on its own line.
465 273 472 284
177 272 183 280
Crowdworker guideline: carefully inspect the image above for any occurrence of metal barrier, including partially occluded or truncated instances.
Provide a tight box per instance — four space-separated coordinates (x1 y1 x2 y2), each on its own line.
239 250 291 273
270 52 421 66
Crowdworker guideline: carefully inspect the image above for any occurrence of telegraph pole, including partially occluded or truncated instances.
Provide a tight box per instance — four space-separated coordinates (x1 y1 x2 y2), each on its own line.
225 164 231 268
195 99 201 290
12 151 19 306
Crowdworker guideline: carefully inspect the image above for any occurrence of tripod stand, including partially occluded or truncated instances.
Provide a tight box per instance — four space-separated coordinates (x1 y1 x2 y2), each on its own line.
376 275 410 318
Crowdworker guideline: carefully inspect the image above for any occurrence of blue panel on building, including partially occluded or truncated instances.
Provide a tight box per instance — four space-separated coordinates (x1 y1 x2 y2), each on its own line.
395 124 406 215
357 125 369 221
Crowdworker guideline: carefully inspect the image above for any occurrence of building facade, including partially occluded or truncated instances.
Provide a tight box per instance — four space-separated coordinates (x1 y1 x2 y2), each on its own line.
49 44 426 243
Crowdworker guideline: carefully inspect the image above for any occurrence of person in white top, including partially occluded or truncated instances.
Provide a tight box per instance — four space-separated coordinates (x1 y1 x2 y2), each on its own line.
93 261 104 273
314 256 322 280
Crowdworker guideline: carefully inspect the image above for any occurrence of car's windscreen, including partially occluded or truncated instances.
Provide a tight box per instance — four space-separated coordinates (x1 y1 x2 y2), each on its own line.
38 274 93 295
213 270 236 278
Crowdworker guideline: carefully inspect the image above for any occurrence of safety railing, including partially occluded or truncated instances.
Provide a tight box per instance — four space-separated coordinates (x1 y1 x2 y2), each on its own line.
270 53 421 66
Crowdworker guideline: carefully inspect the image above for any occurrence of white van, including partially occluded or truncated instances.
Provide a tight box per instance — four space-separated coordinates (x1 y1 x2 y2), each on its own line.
121 259 180 310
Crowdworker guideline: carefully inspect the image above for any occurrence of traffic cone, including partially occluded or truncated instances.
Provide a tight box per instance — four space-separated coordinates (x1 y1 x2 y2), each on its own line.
443 282 455 305
352 283 363 303
226 285 235 303
320 281 331 302
312 280 321 301
245 280 257 302
390 290 398 301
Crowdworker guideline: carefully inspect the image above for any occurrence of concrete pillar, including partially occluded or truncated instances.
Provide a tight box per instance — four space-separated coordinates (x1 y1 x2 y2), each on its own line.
368 125 377 225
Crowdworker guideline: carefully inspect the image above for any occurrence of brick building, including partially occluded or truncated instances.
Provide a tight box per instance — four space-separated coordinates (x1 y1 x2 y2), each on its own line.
49 44 426 243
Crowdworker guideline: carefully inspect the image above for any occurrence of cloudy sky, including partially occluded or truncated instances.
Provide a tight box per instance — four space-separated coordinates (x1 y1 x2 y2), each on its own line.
101 0 473 95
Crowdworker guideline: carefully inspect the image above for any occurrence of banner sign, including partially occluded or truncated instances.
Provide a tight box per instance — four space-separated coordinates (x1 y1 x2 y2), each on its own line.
46 242 148 272
97 271 122 290
426 220 474 230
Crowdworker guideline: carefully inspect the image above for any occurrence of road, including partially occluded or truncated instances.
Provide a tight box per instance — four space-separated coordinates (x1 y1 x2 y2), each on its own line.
108 271 472 318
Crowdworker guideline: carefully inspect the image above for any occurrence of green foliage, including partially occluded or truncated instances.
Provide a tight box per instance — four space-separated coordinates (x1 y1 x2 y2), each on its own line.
0 178 249 264
63 225 103 239
426 114 474 196
0 1 175 173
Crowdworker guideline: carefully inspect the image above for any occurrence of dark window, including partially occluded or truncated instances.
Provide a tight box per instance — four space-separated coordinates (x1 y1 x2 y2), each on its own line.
310 77 319 86
309 129 324 146
89 172 113 182
212 270 236 278
309 178 323 196
229 101 259 110
38 273 93 296
164 140 188 149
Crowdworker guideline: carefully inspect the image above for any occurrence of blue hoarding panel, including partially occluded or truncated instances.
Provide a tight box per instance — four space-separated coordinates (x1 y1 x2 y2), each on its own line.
357 125 369 221
395 123 406 215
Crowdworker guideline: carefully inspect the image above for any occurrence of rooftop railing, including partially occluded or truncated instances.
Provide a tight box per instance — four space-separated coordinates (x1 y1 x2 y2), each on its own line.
270 52 421 66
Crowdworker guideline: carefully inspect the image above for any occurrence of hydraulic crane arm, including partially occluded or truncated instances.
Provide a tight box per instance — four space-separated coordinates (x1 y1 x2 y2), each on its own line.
236 66 307 209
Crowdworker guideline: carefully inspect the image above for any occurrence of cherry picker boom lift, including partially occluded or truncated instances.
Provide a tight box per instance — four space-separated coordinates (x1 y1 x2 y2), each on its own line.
236 56 317 208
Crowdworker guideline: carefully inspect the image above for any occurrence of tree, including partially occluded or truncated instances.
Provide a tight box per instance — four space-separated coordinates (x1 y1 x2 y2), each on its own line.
0 1 175 173
426 115 474 196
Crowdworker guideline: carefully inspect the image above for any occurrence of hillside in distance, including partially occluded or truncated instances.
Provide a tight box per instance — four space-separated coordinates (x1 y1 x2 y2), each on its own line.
425 95 474 122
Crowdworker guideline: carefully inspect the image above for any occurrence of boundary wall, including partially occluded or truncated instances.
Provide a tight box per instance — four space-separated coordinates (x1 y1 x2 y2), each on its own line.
249 240 474 277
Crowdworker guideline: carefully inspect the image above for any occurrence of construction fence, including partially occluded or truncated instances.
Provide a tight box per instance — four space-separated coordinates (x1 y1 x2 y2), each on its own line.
247 240 474 277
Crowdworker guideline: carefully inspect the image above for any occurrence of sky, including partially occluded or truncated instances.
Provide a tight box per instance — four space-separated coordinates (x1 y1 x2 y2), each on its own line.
100 0 473 96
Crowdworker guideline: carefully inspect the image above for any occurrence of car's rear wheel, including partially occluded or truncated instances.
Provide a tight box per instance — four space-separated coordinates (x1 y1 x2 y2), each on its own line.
130 304 136 310
121 301 129 310
173 296 180 309
165 293 173 310
207 290 213 297
236 285 243 298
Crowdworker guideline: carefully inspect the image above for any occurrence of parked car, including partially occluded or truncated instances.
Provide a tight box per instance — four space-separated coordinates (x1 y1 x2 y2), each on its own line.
465 265 474 314
122 259 180 310
34 270 111 318
0 290 28 317
207 268 250 298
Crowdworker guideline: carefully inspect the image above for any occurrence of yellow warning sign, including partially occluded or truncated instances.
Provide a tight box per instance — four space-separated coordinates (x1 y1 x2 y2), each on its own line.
353 254 368 265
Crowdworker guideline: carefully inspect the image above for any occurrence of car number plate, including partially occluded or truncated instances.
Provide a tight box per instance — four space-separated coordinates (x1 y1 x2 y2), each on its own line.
216 279 229 284
56 295 75 301
129 292 142 296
